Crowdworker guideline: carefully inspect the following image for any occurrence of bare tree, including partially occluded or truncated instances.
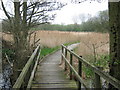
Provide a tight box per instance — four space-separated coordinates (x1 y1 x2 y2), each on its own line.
1 0 65 85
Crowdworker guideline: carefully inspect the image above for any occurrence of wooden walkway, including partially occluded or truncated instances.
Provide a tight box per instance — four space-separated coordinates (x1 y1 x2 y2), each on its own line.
31 50 77 89
13 43 120 89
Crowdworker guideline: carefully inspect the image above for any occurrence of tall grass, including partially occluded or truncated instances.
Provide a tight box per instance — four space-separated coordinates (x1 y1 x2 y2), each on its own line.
2 30 81 47
73 32 109 80
2 31 109 57
30 30 80 48
2 31 109 56
76 32 109 58
2 32 13 42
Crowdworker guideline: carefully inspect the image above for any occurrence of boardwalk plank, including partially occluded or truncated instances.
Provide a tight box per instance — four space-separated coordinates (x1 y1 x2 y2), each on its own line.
31 50 77 89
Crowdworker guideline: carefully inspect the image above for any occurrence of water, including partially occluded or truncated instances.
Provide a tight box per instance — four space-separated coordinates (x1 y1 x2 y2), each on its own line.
0 73 4 88
0 65 12 89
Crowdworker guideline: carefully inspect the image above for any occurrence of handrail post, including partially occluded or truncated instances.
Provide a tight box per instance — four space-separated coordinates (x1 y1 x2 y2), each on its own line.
78 56 82 90
61 44 120 89
61 46 64 64
94 68 101 90
64 48 67 71
70 50 73 80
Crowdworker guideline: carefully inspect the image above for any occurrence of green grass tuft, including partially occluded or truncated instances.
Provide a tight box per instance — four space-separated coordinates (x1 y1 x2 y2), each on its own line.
82 54 109 78
40 46 59 58
40 41 79 58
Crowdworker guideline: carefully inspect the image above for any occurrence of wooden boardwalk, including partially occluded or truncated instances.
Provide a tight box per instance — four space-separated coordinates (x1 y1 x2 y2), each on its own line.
13 43 120 89
31 50 77 89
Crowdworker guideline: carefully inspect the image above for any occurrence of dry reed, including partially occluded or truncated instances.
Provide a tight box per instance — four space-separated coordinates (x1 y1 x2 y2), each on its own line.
2 31 109 54
30 30 80 48
74 32 109 64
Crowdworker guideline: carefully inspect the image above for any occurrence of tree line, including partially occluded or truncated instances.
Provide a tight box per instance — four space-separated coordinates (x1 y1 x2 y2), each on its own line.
34 10 109 32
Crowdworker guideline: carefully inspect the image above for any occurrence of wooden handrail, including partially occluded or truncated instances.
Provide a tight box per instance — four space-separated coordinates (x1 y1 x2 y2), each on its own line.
13 45 40 88
27 49 41 88
62 54 89 89
61 44 120 89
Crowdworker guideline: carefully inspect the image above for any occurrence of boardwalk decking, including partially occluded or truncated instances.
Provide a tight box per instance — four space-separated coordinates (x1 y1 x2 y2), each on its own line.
31 50 77 89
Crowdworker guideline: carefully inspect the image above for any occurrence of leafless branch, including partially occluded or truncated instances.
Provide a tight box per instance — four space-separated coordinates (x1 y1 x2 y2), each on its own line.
5 53 13 67
28 31 35 35
1 0 11 20
95 42 109 49
35 39 40 45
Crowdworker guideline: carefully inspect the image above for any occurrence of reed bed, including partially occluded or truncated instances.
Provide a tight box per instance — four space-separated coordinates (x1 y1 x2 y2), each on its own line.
76 32 109 58
2 31 109 53
30 30 80 48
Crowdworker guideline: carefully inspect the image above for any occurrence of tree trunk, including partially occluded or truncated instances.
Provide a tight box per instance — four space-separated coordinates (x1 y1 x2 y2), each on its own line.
11 1 30 85
109 2 120 89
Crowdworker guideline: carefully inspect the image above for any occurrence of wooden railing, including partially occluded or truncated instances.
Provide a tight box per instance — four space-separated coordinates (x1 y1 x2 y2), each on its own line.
61 44 120 90
13 44 41 88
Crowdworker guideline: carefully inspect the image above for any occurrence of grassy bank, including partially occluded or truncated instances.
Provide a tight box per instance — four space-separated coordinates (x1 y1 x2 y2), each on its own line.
40 41 80 58
40 46 60 58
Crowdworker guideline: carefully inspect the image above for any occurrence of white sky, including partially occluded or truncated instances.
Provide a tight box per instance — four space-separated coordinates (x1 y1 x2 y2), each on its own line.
52 0 108 25
0 0 108 24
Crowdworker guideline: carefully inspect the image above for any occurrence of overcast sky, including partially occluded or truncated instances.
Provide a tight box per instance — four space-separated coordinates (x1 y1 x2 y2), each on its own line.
0 0 108 25
52 0 108 25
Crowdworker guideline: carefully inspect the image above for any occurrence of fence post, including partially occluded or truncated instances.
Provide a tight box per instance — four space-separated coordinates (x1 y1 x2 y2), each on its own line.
64 48 67 71
78 56 82 90
33 32 36 48
61 46 64 64
94 71 101 90
70 50 73 80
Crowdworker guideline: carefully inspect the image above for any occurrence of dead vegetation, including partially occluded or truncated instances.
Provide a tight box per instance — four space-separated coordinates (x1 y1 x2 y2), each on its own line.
76 32 109 59
2 31 109 53
72 32 109 80
30 30 80 48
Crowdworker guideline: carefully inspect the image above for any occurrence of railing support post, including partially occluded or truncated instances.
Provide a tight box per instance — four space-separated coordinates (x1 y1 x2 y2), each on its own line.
64 48 67 71
95 72 101 90
78 56 82 90
70 51 73 80
61 46 64 64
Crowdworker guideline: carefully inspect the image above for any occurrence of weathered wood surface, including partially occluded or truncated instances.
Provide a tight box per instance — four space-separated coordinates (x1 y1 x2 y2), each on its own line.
31 50 77 89
13 45 40 88
27 49 41 88
62 54 88 89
